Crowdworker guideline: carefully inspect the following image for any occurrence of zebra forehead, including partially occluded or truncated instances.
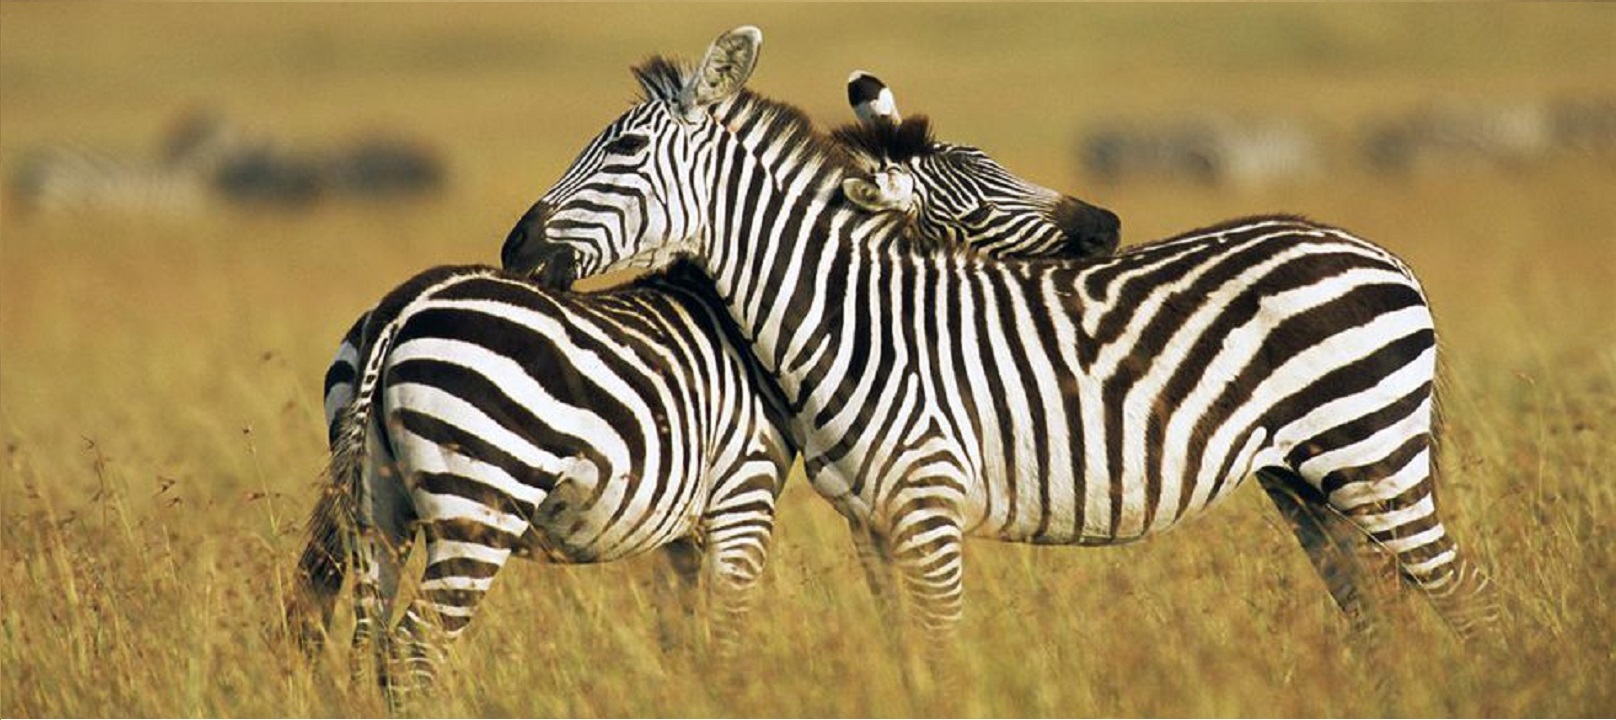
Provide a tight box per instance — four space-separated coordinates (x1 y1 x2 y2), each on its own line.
830 115 937 165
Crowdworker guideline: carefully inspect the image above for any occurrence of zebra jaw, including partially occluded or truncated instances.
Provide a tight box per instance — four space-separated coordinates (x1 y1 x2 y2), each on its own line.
601 237 700 274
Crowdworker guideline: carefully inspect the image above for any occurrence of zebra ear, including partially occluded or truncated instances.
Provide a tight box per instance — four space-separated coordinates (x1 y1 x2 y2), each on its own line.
842 168 915 214
847 70 901 125
681 26 762 119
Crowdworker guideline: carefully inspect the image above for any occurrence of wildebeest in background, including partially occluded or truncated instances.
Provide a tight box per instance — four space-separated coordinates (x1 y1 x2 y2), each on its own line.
322 136 446 199
5 107 445 219
1078 115 1322 190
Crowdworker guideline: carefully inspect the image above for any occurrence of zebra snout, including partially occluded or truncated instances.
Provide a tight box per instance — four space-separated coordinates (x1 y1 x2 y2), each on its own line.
501 200 576 287
1054 196 1122 258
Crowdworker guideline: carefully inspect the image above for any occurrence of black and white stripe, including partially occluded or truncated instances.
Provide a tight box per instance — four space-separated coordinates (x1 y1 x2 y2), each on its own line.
286 68 1117 704
505 27 1500 654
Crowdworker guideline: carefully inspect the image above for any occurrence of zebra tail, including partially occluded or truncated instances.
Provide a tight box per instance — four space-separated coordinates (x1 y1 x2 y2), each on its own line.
285 483 350 655
285 318 403 656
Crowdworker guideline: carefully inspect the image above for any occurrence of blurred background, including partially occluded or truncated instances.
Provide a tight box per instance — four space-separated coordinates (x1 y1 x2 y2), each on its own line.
2 4 1612 717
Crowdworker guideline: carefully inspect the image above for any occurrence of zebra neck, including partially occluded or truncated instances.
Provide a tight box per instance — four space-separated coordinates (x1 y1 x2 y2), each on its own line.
693 113 915 412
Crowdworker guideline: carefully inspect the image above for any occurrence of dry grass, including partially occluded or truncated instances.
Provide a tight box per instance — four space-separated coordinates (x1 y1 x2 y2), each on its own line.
2 4 1614 717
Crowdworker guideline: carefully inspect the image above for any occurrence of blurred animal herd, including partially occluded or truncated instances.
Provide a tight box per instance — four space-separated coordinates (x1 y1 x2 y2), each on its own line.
9 91 1609 221
1082 93 1614 189
4 107 444 218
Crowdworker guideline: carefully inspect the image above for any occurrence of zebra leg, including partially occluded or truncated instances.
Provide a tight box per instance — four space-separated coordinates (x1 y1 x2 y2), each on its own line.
890 517 966 646
1256 468 1385 641
700 481 779 659
388 525 516 708
881 485 969 699
1308 447 1502 644
349 460 416 695
653 537 704 657
847 515 904 651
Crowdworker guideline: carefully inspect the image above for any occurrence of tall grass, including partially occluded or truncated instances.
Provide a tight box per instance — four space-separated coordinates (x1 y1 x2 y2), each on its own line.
3 4 1613 716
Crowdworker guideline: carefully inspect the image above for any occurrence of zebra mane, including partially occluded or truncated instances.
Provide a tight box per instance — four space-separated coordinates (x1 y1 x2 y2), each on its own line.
632 56 689 104
631 55 854 174
829 116 937 166
630 54 933 250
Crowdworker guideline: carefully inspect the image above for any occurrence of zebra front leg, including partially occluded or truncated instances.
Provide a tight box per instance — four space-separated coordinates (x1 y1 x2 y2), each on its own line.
1257 469 1387 642
701 483 778 660
846 515 905 655
882 490 968 701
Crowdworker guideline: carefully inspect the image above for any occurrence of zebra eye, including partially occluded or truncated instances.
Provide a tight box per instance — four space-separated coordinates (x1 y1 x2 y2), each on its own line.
604 134 648 155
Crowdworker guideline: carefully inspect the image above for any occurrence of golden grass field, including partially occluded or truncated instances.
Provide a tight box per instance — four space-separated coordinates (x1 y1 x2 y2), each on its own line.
2 4 1614 717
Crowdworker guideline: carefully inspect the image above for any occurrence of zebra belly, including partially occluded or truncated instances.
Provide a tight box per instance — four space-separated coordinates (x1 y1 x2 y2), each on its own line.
967 465 1264 546
964 421 1274 546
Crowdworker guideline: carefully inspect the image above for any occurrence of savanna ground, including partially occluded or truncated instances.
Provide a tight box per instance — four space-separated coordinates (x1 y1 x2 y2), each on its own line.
2 4 1613 717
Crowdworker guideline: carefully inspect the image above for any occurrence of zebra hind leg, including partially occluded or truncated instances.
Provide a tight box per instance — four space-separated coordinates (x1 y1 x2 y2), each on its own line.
1257 467 1412 707
387 524 516 711
653 537 705 658
349 459 417 699
1256 468 1388 642
1311 454 1503 645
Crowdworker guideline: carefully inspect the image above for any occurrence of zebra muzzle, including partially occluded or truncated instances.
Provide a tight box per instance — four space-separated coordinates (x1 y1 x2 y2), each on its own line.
1054 196 1122 257
501 200 578 288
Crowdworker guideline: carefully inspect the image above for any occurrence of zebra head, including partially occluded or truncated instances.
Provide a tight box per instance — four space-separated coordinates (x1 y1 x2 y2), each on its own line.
834 71 1121 259
501 26 764 281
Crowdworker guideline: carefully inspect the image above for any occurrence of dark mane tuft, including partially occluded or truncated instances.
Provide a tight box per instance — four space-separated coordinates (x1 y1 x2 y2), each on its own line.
830 116 936 165
632 55 690 103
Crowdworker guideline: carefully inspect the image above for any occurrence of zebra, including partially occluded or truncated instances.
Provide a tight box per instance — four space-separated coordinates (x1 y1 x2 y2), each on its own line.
284 70 1120 703
501 26 1502 664
6 144 205 217
1080 114 1321 190
837 71 1118 259
4 109 260 218
5 108 443 219
1361 99 1554 177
